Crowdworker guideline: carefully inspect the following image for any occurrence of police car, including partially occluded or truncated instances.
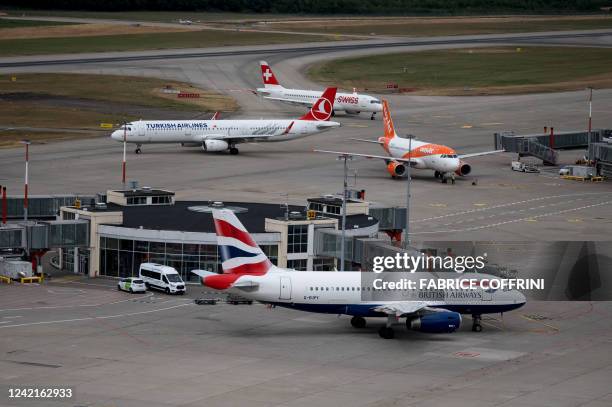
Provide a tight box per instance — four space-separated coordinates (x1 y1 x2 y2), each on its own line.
117 277 147 293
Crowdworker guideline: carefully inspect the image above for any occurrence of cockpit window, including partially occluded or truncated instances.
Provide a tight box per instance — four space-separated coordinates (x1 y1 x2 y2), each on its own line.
118 125 133 131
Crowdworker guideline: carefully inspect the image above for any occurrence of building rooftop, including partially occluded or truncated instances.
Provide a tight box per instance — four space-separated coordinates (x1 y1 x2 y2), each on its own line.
91 201 376 233
112 189 175 197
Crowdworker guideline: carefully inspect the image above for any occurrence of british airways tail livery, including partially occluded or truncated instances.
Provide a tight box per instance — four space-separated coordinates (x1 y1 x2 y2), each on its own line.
110 88 340 155
192 209 526 339
256 61 383 120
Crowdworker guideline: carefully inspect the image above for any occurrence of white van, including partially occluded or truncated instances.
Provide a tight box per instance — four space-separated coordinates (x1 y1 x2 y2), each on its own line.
138 263 186 295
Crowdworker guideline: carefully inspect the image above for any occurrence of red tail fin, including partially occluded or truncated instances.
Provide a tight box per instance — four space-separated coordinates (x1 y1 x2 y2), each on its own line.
260 61 281 87
300 87 337 121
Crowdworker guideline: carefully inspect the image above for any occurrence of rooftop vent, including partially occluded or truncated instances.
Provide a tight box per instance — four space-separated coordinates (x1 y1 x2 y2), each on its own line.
211 201 224 208
141 186 152 192
95 202 107 210
289 211 302 219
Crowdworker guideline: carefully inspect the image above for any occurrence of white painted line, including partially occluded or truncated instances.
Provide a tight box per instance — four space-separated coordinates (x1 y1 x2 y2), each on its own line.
411 192 612 224
2 316 23 319
411 200 612 235
0 293 154 312
0 303 193 329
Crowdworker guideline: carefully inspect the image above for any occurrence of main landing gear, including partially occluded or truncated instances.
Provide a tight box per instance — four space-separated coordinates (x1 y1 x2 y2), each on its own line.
135 144 142 154
370 112 376 120
472 314 483 332
350 316 366 329
378 315 397 339
229 147 239 155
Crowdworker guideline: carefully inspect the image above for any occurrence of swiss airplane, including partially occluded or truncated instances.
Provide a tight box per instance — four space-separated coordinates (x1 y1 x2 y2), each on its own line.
192 209 526 339
316 100 503 181
256 61 383 120
111 88 340 154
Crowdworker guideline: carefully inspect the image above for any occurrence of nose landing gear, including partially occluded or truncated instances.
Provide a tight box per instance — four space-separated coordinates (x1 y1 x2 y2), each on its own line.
135 144 142 154
370 112 376 120
472 314 483 332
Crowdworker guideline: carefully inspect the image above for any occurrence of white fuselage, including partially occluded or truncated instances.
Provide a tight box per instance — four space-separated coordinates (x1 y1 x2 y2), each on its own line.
385 136 463 174
257 87 383 114
208 269 526 317
110 119 338 145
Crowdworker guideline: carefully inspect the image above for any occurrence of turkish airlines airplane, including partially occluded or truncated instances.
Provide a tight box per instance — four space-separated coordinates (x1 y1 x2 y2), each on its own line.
110 88 340 155
316 100 503 180
256 61 383 120
192 209 526 339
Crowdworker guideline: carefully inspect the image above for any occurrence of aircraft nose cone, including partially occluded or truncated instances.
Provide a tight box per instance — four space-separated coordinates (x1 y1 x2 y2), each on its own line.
110 131 120 141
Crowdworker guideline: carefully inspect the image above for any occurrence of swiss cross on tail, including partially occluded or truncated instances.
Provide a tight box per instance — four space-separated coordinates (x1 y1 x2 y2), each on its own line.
259 61 281 87
300 87 337 121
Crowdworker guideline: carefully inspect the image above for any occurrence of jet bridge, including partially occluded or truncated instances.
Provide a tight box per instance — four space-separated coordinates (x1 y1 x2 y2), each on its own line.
0 221 89 250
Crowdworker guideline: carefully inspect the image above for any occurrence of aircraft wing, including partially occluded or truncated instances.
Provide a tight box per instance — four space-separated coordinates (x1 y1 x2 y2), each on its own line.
458 149 505 159
262 96 313 107
372 302 446 318
349 138 383 144
314 149 416 164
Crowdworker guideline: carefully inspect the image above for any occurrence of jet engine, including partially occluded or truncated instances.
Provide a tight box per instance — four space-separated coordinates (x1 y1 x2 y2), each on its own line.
407 311 461 333
455 160 471 176
203 139 229 152
386 161 406 178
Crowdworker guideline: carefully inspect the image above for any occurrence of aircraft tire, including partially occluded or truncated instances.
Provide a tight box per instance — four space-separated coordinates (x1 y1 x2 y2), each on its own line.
378 326 394 339
350 316 366 328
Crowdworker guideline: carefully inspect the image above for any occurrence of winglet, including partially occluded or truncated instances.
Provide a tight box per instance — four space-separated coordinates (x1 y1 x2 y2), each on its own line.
283 121 294 134
260 61 281 88
299 87 337 121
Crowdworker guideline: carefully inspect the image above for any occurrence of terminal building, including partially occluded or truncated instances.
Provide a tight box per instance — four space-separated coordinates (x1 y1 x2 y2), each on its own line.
55 187 381 281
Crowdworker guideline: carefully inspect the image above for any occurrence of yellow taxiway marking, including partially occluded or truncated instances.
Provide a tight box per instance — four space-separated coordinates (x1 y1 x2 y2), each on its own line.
429 203 447 208
473 203 487 207
525 218 538 222
461 125 473 129
347 124 369 128
480 122 504 126
567 218 583 223
521 314 560 334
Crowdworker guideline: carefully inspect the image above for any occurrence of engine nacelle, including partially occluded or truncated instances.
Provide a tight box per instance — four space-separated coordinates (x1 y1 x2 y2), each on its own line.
345 110 361 115
203 139 229 152
455 160 471 176
408 311 461 333
386 161 406 178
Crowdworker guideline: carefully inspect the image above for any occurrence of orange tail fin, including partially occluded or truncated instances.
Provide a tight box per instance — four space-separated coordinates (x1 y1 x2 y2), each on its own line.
382 100 396 139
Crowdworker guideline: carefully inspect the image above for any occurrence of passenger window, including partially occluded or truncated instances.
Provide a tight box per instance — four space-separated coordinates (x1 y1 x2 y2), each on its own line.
310 287 313 291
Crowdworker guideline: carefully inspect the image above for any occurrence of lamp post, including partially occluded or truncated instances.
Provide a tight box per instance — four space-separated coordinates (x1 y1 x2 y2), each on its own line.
405 135 414 248
20 140 31 258
122 122 127 189
587 87 593 141
336 153 353 271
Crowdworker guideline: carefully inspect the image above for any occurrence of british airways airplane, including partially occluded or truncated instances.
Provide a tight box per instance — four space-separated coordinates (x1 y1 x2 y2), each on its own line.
110 87 340 155
255 61 383 120
193 209 526 339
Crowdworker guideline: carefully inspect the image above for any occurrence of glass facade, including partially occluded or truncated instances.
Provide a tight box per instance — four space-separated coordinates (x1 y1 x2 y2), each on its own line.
287 259 308 271
287 225 308 253
99 237 278 281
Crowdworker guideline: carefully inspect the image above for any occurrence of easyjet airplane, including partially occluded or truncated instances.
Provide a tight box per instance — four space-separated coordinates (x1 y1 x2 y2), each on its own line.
316 100 503 180
111 88 340 155
192 209 526 339
255 61 383 120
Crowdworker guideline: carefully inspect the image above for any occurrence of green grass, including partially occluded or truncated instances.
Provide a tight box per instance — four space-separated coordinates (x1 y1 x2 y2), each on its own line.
0 30 330 56
273 17 612 36
308 46 612 95
0 18 76 28
5 9 305 23
0 73 234 109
